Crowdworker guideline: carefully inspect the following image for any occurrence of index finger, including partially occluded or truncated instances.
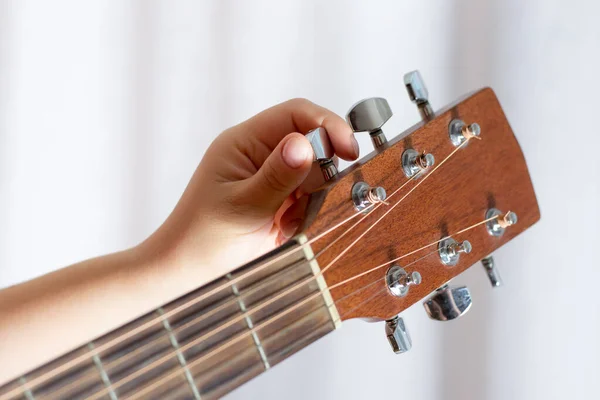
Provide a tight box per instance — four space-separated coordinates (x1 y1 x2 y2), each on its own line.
239 98 359 162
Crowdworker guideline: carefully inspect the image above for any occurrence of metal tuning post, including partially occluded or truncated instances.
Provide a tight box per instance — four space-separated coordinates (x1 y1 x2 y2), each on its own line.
351 182 388 212
404 70 434 121
385 316 412 354
387 265 421 297
449 119 481 147
485 208 518 237
305 127 338 181
438 238 472 266
480 209 516 288
401 148 435 178
481 255 503 287
346 97 392 148
423 285 472 321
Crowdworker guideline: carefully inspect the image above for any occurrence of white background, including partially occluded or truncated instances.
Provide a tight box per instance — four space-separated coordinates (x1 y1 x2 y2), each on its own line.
1 1 599 399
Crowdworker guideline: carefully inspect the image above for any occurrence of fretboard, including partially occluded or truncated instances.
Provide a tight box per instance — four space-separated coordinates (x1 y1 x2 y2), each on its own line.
0 235 340 400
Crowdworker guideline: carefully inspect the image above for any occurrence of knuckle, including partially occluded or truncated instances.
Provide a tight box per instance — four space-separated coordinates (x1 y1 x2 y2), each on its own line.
287 97 313 108
262 161 290 193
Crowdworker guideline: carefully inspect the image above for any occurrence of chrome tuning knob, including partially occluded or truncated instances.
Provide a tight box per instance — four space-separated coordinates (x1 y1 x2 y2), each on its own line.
346 97 392 148
305 127 338 181
404 70 434 121
423 285 472 321
385 316 412 354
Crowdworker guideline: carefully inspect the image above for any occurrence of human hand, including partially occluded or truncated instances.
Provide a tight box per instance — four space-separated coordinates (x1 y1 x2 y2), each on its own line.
143 98 359 275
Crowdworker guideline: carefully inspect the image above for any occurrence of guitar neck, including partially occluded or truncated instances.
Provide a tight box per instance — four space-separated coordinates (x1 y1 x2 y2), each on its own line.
0 236 340 400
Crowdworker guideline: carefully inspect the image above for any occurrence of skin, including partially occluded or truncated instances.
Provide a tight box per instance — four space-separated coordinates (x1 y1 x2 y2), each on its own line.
0 98 359 383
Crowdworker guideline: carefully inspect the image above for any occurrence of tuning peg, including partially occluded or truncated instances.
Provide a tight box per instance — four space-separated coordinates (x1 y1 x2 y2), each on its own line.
438 238 472 266
481 255 503 287
403 70 434 121
386 265 422 297
486 208 518 237
305 127 338 181
385 316 412 354
351 181 388 212
423 285 472 321
401 148 435 178
346 97 392 148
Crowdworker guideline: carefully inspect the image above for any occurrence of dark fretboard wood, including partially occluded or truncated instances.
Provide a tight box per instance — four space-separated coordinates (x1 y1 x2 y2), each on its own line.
0 236 339 400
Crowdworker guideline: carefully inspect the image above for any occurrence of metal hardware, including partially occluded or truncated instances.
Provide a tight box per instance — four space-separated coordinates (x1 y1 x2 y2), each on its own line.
485 208 518 237
449 119 481 147
387 265 421 297
306 127 333 161
385 316 412 354
351 182 387 212
319 160 338 181
423 285 472 321
481 255 503 287
346 97 392 148
402 148 435 178
306 127 338 181
404 70 434 121
438 238 472 266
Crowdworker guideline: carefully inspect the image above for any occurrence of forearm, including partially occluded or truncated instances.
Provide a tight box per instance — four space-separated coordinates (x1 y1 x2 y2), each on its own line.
0 241 218 383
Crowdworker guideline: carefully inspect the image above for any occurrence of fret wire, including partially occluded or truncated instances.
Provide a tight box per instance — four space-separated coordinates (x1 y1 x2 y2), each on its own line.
19 377 35 400
0 190 380 400
157 308 201 400
131 246 441 399
125 245 444 400
100 257 305 378
101 211 491 400
4 256 310 400
85 271 319 400
88 342 118 400
226 273 270 370
1 137 475 400
128 298 331 400
102 138 478 399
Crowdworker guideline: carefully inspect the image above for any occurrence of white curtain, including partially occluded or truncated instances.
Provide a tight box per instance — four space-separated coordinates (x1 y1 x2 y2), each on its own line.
1 1 598 399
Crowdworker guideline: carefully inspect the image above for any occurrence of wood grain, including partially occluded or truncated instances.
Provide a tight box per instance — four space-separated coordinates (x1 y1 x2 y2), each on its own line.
301 88 540 321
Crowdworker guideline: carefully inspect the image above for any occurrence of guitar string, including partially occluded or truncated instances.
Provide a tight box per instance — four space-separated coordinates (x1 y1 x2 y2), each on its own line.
8 176 415 400
121 215 491 400
116 250 439 400
82 140 481 400
312 174 418 259
5 191 384 399
9 138 475 400
330 215 498 290
331 247 441 306
35 177 423 400
125 252 441 400
70 214 497 400
321 138 471 274
7 155 425 400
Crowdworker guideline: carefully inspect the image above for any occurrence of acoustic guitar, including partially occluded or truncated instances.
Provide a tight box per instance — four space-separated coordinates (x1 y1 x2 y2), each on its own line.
0 71 540 399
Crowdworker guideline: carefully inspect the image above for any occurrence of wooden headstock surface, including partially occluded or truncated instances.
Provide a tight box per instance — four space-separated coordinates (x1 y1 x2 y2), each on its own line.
303 88 540 321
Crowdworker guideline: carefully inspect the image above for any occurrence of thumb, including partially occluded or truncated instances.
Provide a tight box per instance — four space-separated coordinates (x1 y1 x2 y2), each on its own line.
240 133 313 216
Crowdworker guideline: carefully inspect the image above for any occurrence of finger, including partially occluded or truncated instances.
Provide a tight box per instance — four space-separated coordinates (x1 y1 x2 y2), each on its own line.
239 98 359 162
235 133 313 217
278 195 310 241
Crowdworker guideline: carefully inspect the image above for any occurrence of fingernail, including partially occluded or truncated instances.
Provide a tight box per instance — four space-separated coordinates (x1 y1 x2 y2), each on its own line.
352 135 360 158
282 136 312 169
282 219 302 238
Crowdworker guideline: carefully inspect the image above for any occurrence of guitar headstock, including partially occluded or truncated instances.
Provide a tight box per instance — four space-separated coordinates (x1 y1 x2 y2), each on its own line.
301 71 540 351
